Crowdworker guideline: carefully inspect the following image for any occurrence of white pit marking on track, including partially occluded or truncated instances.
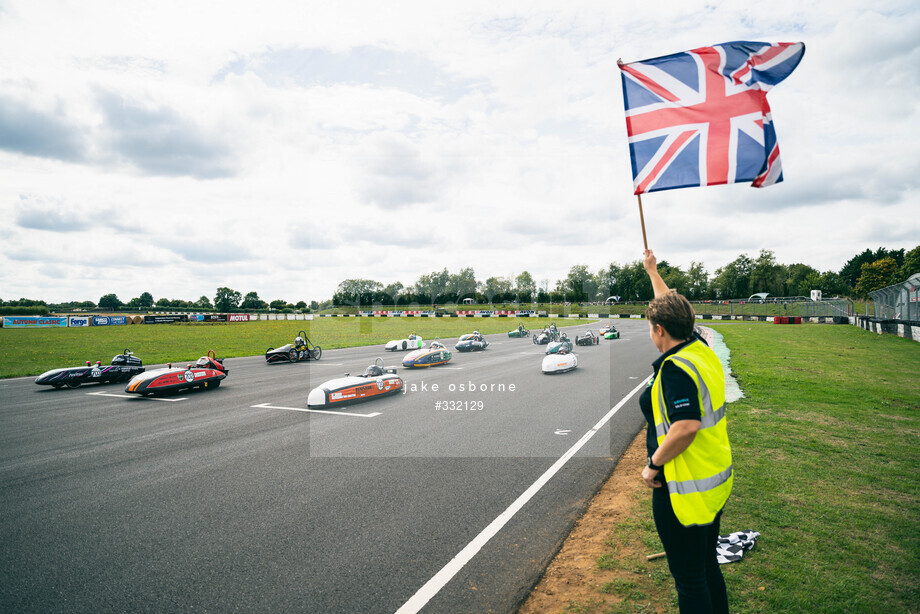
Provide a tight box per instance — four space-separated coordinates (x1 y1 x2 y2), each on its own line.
87 391 188 402
251 402 381 418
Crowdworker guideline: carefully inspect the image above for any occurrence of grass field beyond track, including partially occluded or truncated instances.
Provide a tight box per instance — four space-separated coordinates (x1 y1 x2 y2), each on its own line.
0 317 587 378
592 323 920 613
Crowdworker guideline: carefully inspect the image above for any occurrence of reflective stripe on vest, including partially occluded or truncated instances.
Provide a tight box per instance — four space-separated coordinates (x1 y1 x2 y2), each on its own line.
651 339 732 526
667 464 733 495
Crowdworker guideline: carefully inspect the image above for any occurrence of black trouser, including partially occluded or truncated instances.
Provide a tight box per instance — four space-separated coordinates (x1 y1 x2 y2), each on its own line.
652 486 728 614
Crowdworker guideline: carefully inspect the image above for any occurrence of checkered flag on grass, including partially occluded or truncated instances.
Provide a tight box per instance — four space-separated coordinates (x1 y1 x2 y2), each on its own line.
717 530 760 564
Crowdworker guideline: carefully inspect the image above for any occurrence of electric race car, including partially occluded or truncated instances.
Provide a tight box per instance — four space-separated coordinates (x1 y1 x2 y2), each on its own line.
575 330 600 346
402 339 452 368
542 347 578 374
307 358 403 409
35 349 144 388
385 333 424 351
599 322 620 339
545 333 574 355
532 327 559 345
454 332 489 352
125 350 227 396
507 324 529 338
265 330 322 363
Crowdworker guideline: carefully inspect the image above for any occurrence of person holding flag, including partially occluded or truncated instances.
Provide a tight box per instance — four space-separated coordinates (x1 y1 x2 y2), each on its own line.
616 39 802 613
639 249 732 613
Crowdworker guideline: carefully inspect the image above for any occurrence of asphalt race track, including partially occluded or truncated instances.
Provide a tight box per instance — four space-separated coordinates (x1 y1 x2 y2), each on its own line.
0 320 660 614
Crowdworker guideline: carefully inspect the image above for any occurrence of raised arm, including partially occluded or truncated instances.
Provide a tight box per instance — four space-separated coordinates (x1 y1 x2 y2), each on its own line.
644 249 671 298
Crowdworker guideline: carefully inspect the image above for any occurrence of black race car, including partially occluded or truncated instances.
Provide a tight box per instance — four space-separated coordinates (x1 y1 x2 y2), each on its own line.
575 331 600 346
532 328 558 345
35 349 145 388
454 332 489 352
265 330 322 363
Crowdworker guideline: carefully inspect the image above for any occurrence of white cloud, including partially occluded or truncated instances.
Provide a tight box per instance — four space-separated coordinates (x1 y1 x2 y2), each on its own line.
0 1 917 304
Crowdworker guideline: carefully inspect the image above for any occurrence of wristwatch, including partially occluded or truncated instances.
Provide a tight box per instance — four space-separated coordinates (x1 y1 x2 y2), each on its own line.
647 456 664 472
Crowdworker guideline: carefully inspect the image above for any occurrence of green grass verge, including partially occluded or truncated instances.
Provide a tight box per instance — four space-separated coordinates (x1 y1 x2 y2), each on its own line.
594 323 920 613
0 317 592 378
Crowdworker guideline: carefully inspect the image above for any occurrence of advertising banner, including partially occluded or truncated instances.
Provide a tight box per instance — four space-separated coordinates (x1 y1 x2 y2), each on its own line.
188 314 228 322
68 316 91 327
143 315 189 324
2 316 69 328
92 316 128 326
227 313 250 322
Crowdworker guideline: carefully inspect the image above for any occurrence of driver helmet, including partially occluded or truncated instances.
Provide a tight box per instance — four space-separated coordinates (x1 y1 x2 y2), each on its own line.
431 341 444 349
364 364 383 377
196 356 210 367
295 336 305 347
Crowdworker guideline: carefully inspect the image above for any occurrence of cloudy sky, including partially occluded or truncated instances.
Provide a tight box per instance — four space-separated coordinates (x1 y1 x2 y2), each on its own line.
1 1 917 305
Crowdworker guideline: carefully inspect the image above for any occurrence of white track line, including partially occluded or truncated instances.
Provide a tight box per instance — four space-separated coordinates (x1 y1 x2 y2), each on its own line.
251 402 381 418
394 375 652 614
87 391 188 402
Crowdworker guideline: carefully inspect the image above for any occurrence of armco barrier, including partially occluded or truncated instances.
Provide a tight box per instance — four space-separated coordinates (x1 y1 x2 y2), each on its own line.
856 317 920 343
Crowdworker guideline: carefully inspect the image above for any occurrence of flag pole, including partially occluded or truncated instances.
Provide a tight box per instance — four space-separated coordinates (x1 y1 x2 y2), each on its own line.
637 193 648 250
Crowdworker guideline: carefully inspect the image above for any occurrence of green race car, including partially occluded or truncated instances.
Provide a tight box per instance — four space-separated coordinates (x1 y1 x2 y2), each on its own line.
508 325 530 338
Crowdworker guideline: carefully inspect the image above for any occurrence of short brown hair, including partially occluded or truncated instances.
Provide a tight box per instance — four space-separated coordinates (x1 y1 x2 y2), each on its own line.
646 292 695 340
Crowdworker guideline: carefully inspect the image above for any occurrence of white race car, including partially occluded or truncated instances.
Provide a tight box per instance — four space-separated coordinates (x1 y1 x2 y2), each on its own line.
307 358 403 408
385 333 424 351
542 349 578 374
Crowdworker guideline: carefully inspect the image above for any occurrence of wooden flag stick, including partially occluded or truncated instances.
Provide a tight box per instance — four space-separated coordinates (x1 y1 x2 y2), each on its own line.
637 193 648 250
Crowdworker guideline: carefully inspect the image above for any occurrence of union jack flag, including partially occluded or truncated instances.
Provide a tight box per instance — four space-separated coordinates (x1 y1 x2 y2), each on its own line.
619 41 805 194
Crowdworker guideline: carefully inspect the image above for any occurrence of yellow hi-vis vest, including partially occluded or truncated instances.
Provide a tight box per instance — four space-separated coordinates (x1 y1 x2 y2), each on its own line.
651 339 732 527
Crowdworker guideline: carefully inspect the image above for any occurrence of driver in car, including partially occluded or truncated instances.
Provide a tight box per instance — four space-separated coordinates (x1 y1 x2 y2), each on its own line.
294 336 308 359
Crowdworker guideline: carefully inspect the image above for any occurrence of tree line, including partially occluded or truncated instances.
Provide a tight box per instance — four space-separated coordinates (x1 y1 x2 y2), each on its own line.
0 290 320 314
332 246 920 306
2 245 917 313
